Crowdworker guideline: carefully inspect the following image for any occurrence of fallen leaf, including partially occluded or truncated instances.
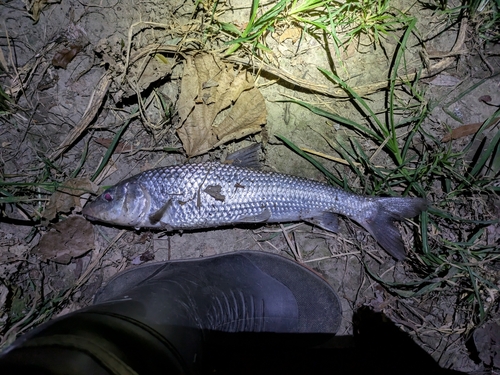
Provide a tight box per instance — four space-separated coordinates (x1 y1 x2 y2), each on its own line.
429 73 461 87
52 44 84 69
94 138 133 153
212 87 267 148
26 0 61 22
204 185 225 201
442 117 500 142
43 178 98 220
478 95 492 103
177 53 267 157
27 0 49 22
32 216 94 264
278 27 302 43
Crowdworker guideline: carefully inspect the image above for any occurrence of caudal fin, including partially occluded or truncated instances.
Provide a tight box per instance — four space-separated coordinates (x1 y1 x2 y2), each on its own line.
360 197 428 260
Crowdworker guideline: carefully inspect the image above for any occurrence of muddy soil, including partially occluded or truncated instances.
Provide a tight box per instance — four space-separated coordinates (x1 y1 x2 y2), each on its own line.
1 0 499 372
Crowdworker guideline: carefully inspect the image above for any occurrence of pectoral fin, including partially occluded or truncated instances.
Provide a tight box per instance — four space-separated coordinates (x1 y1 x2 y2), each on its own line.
149 199 172 225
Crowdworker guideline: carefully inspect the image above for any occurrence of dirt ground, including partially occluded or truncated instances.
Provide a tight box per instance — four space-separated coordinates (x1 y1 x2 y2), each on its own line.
0 0 499 373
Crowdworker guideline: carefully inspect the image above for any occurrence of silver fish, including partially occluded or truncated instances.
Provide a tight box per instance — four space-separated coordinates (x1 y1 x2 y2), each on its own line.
82 146 427 260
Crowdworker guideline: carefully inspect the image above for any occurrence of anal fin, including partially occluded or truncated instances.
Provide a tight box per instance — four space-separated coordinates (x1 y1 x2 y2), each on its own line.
303 212 339 233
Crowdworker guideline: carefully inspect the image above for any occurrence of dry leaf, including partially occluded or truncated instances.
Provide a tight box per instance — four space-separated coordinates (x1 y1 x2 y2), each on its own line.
212 88 267 148
28 0 48 22
94 138 133 153
177 53 267 157
442 118 499 142
278 27 302 43
32 216 94 264
43 178 98 220
429 73 461 87
52 44 84 69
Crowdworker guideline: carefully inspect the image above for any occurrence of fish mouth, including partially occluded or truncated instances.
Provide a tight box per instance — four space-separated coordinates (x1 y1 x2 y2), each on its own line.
81 205 98 221
82 214 97 221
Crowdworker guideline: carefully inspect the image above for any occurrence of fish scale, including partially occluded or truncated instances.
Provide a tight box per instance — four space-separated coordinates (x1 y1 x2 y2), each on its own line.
83 149 428 260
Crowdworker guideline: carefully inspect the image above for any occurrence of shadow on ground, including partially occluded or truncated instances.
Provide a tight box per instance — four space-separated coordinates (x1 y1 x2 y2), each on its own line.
206 307 465 375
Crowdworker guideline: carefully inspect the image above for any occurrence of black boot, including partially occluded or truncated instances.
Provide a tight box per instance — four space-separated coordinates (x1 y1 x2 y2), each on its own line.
0 251 342 375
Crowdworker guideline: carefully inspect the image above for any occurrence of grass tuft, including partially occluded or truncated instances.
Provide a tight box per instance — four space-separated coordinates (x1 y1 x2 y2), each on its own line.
278 10 499 327
206 0 412 56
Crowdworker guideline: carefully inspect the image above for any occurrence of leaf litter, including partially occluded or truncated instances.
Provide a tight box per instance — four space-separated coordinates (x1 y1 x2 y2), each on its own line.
31 216 95 264
177 53 267 157
42 177 98 221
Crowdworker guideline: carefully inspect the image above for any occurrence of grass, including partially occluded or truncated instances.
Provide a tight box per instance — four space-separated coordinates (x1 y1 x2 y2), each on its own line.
422 0 500 41
276 8 499 327
197 0 500 330
205 0 412 56
286 93 499 325
0 84 12 115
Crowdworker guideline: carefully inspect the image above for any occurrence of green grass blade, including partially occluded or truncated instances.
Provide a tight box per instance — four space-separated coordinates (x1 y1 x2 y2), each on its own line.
91 110 137 182
468 115 500 178
285 98 383 141
488 131 500 176
252 0 288 30
388 16 416 163
242 0 261 37
70 137 90 179
276 134 345 188
219 22 242 36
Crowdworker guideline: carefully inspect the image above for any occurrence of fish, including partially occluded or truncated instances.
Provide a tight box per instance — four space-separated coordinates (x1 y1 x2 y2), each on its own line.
82 145 427 260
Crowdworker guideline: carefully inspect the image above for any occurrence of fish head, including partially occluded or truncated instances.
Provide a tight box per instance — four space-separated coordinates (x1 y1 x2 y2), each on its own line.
82 180 150 227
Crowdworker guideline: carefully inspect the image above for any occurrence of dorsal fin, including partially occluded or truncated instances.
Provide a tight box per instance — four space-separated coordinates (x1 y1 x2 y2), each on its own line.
224 144 261 169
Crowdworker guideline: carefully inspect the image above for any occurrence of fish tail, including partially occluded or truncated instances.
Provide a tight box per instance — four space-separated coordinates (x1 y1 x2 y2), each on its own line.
359 197 428 260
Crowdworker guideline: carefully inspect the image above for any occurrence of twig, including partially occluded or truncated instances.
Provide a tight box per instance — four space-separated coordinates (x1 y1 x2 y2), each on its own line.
49 73 112 161
280 224 302 262
224 18 468 98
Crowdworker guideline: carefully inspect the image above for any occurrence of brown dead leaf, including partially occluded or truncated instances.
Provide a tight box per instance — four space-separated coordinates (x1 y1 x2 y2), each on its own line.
212 88 267 147
442 118 500 142
177 53 267 157
32 216 94 264
428 73 461 87
28 0 47 22
94 138 133 153
52 44 84 69
278 27 302 43
43 178 98 221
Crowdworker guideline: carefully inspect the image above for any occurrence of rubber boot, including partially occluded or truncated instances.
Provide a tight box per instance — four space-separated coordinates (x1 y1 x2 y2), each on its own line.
0 250 342 375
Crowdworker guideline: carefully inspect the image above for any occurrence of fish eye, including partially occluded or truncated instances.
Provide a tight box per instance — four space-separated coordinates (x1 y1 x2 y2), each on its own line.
104 192 113 202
